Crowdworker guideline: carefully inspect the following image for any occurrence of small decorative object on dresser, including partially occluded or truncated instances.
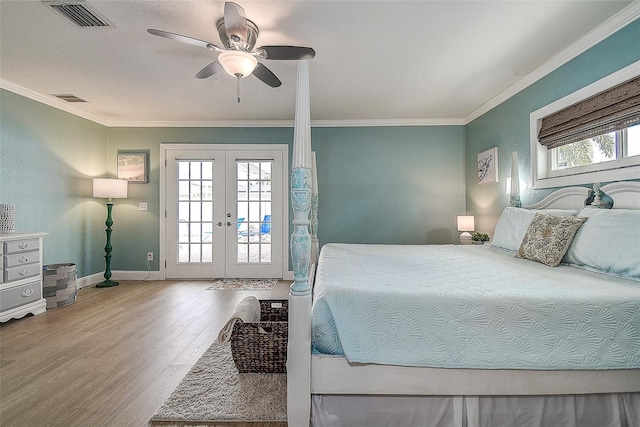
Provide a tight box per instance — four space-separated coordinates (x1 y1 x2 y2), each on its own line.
0 204 16 233
0 232 48 322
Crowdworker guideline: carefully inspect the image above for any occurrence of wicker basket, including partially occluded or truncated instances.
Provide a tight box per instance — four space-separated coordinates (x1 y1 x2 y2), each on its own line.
230 299 288 373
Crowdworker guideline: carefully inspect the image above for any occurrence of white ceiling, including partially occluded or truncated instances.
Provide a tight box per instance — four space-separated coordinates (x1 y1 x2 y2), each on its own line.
0 0 637 127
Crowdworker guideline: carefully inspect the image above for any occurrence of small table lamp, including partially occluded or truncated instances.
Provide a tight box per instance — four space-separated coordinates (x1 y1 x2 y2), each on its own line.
457 215 474 245
93 178 128 287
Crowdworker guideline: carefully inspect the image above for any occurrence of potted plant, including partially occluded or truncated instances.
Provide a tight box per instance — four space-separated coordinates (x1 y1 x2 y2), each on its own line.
471 232 489 245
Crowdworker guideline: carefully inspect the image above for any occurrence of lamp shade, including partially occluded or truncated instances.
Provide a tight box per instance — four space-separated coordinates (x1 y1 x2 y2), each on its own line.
457 215 475 232
93 178 128 199
218 51 258 78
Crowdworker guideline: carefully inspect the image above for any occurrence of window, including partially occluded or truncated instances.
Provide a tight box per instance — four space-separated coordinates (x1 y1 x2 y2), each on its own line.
530 62 640 189
549 124 640 176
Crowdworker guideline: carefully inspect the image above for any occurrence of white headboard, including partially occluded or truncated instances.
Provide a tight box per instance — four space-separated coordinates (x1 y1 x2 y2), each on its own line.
525 181 640 210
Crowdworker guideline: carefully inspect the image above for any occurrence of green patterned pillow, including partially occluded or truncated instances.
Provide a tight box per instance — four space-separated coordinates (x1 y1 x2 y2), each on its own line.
516 213 587 267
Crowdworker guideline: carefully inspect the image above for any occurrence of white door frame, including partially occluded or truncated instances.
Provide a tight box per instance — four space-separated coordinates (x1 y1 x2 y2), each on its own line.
160 143 290 280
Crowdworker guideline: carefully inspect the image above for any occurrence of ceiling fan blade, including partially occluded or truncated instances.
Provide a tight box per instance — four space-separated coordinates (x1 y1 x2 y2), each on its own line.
252 63 282 88
224 2 248 45
147 29 221 51
195 61 224 79
257 46 316 60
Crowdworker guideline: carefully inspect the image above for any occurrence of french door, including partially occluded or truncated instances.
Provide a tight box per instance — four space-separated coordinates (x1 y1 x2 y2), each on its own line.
162 145 286 279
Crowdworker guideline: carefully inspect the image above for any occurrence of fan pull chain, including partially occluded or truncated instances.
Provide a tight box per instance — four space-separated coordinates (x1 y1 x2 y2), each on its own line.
236 74 241 103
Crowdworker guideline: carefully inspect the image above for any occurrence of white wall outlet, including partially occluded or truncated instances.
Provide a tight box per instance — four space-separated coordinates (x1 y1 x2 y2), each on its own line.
139 202 148 211
147 252 153 261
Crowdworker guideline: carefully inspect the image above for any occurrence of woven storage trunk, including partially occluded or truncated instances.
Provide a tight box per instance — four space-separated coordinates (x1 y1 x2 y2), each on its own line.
230 299 288 373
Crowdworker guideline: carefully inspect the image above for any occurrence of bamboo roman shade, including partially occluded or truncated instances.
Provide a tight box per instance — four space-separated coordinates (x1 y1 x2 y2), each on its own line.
537 75 640 149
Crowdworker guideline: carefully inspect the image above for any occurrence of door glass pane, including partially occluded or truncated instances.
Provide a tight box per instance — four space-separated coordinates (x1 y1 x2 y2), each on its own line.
191 181 202 199
202 202 213 222
202 244 213 262
178 162 189 179
177 160 215 264
202 162 213 179
178 202 189 222
178 182 189 200
235 160 272 264
202 180 213 200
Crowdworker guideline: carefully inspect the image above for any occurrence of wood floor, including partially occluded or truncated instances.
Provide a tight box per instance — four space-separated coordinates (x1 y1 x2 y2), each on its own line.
0 280 290 427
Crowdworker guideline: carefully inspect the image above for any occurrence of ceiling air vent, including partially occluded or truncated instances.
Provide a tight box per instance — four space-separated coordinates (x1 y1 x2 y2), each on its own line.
43 1 114 28
51 94 87 103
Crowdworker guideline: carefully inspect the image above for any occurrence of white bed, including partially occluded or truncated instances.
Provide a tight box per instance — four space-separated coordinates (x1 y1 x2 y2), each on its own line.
286 63 640 427
287 182 640 427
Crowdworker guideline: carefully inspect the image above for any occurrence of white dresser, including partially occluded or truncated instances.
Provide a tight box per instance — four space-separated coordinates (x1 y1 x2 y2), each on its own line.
0 232 48 322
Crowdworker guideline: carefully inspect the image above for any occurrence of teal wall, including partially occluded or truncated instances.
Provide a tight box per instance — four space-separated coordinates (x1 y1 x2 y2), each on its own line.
312 126 465 245
465 19 640 235
1 100 465 276
0 90 109 277
106 126 465 271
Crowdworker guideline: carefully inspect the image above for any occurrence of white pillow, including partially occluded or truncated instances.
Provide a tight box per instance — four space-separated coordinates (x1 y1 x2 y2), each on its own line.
563 207 640 280
490 207 578 252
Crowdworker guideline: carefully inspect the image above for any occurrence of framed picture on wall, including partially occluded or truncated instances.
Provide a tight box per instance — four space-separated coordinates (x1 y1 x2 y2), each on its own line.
117 150 149 183
477 147 498 184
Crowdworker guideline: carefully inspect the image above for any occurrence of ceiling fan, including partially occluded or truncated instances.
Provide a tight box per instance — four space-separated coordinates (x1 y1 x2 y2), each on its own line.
147 2 316 102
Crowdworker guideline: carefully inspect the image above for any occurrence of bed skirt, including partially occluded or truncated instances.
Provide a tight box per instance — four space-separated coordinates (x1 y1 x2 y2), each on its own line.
311 393 640 427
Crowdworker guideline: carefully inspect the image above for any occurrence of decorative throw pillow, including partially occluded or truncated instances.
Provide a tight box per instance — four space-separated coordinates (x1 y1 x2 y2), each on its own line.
491 207 578 252
516 213 587 266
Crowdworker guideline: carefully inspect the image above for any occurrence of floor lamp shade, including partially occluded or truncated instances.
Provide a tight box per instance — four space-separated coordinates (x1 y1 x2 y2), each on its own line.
93 178 127 288
457 215 475 245
93 178 128 199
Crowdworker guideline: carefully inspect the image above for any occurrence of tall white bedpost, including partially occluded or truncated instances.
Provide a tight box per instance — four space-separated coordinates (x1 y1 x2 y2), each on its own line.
310 151 319 264
288 60 313 427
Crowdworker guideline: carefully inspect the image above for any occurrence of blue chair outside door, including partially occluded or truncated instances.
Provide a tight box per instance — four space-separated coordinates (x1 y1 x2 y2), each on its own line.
260 215 271 234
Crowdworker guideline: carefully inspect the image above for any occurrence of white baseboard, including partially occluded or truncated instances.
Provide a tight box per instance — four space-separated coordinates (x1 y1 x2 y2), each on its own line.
79 270 290 288
77 271 162 289
112 270 163 281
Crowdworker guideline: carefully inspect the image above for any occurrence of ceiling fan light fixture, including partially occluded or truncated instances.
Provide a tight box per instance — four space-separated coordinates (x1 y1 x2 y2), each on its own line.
218 51 257 78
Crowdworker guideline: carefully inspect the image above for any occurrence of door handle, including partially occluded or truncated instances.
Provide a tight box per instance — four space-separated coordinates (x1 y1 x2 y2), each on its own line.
226 221 233 226
215 221 223 227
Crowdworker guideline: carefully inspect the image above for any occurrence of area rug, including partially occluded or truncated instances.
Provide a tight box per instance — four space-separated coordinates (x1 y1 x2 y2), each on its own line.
205 278 278 290
150 341 287 422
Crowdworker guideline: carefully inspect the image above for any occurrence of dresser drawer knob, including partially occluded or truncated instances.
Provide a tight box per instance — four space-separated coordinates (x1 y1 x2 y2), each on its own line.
18 269 30 277
19 256 30 264
18 242 30 249
21 288 34 297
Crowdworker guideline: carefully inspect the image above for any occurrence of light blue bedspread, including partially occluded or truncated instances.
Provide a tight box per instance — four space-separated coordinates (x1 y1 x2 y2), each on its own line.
312 244 640 369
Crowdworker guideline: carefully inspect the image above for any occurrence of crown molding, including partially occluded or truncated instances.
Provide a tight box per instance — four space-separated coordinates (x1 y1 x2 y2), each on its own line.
82 117 465 128
107 119 294 128
0 78 110 126
309 118 465 127
464 1 640 124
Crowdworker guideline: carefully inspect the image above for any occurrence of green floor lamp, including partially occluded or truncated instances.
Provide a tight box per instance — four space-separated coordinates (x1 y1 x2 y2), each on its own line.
93 178 128 288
